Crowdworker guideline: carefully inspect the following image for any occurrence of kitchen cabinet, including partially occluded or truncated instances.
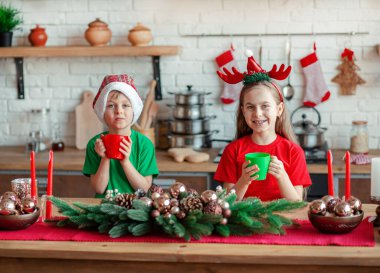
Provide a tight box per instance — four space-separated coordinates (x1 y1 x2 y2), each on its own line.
0 45 180 100
339 178 371 203
0 171 94 198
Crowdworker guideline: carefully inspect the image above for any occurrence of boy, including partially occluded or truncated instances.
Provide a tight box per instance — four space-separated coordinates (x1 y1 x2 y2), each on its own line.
83 74 159 198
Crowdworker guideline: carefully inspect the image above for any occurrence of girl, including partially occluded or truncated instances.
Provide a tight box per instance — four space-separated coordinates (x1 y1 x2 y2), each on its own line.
83 74 159 198
214 57 311 201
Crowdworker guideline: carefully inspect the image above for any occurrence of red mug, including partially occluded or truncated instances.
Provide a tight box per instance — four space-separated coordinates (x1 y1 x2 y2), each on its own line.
101 134 129 160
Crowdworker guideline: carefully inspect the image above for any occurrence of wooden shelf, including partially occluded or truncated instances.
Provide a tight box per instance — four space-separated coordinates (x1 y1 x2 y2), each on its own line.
0 45 180 58
0 45 180 100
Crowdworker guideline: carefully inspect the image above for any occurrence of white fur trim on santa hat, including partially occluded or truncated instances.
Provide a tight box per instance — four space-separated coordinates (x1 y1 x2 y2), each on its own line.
93 81 143 125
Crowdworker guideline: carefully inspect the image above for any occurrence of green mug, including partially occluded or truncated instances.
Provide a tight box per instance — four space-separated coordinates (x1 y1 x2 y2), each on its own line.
245 152 271 180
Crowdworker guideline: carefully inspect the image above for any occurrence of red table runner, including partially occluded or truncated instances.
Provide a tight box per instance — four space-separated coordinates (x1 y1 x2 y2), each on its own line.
0 217 374 246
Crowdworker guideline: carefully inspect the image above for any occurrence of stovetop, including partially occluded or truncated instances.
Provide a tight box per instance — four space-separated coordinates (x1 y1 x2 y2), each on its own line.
303 142 328 163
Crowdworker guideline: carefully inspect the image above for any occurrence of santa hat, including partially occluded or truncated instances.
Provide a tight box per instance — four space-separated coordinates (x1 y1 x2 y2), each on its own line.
93 74 143 125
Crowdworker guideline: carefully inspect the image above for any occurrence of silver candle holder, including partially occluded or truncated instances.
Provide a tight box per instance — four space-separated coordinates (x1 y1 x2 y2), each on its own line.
370 158 380 227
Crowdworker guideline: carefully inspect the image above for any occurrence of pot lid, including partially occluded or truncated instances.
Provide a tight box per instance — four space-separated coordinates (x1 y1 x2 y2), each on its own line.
88 18 108 27
129 22 151 32
175 85 205 96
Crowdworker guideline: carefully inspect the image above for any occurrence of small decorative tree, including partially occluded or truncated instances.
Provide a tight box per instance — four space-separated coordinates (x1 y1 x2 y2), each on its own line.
331 48 365 95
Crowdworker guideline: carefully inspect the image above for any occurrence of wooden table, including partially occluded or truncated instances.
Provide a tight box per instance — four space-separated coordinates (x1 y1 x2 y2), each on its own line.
0 202 379 273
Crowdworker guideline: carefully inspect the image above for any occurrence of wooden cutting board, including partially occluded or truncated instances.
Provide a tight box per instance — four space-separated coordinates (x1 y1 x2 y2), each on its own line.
75 91 103 150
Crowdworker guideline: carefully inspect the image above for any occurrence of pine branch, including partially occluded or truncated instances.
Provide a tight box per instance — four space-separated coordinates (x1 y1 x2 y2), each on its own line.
72 202 102 214
131 222 152 236
100 203 127 216
50 196 80 216
126 209 150 222
109 223 130 238
215 224 230 237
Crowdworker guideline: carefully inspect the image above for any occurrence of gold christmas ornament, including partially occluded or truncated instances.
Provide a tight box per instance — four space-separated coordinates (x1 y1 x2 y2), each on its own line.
151 192 161 201
346 196 362 214
21 197 36 213
309 199 327 215
140 196 153 207
153 196 171 213
0 199 16 215
200 190 217 204
169 181 186 198
334 201 352 217
2 191 18 202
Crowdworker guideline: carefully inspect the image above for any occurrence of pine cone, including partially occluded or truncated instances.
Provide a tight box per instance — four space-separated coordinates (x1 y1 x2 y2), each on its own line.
203 201 222 215
114 193 136 209
148 184 164 196
180 196 203 213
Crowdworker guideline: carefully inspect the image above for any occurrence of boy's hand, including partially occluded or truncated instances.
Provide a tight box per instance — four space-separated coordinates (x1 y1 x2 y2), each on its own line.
239 160 259 185
268 156 287 180
95 135 106 158
119 136 132 164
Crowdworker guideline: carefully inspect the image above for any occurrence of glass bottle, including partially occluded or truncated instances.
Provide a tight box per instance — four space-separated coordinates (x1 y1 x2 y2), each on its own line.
26 131 38 153
350 121 369 154
51 124 65 151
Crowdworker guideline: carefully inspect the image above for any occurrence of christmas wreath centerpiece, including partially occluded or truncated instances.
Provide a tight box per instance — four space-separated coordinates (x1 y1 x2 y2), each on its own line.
50 183 307 241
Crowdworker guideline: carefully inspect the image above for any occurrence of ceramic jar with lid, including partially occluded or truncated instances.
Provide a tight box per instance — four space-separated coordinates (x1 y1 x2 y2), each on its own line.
350 120 369 154
28 25 48 47
84 18 112 47
128 22 152 46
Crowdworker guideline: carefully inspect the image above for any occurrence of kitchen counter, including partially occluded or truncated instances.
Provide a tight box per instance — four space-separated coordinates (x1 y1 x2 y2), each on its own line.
0 201 379 273
0 146 377 200
0 146 378 174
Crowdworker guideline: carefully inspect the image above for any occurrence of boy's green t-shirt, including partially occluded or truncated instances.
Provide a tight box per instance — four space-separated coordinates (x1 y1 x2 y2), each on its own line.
83 130 159 198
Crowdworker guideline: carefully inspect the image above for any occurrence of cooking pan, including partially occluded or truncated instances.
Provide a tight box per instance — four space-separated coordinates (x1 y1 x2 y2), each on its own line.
168 130 219 149
167 103 212 120
168 85 211 105
170 115 216 134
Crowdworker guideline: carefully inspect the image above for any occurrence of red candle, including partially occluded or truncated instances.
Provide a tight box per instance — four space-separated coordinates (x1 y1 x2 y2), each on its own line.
46 150 54 219
345 151 351 200
327 150 334 196
30 151 37 200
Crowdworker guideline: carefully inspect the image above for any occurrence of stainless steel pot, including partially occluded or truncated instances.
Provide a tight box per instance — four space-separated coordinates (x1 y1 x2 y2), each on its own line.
168 85 211 105
168 130 219 149
168 103 211 120
291 106 327 150
170 115 216 134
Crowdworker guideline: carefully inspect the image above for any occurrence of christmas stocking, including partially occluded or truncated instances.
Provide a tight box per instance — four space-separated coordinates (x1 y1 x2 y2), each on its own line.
215 49 243 104
300 44 331 107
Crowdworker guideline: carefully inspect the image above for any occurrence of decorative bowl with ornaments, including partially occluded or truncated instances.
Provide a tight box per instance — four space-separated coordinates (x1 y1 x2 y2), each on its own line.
0 191 40 230
308 195 363 234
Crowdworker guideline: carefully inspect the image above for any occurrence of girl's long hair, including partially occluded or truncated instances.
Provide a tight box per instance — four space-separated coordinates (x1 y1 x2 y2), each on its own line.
236 81 298 143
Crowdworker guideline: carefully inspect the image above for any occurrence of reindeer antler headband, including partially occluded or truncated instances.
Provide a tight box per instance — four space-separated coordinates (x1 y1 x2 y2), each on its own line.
216 56 292 102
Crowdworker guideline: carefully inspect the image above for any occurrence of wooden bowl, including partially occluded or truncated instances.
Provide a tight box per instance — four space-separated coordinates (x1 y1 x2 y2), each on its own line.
308 210 364 234
0 208 40 230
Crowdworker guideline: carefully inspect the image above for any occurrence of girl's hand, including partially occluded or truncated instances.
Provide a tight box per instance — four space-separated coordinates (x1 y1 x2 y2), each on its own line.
239 160 259 185
95 136 106 158
268 156 287 180
119 136 132 164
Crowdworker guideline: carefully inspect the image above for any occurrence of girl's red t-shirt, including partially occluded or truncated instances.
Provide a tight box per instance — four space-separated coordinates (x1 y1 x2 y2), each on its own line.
214 135 312 201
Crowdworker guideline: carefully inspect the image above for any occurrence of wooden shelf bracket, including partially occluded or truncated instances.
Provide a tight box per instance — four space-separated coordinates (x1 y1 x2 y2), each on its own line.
15 57 25 99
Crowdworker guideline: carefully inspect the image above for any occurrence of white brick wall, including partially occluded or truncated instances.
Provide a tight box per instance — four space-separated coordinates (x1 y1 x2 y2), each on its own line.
0 0 379 149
